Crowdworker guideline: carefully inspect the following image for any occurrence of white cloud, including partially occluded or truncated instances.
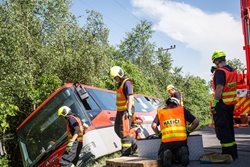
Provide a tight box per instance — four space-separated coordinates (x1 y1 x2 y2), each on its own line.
131 0 245 80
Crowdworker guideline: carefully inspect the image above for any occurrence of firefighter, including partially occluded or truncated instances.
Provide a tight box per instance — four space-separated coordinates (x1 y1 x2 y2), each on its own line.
57 106 86 167
211 50 238 160
109 66 137 156
166 84 183 106
130 114 144 139
152 97 199 167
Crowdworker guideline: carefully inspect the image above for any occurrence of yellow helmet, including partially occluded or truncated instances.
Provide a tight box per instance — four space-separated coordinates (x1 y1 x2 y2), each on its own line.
57 106 71 117
211 50 226 63
109 66 124 78
166 84 175 91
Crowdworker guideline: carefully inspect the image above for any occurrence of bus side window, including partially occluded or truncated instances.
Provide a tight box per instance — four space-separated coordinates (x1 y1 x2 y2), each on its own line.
82 99 91 110
144 96 150 102
82 96 101 120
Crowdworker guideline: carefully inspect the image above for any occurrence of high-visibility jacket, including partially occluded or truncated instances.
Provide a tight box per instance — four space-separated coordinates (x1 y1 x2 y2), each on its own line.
158 106 187 143
67 115 84 143
116 78 133 112
213 67 237 105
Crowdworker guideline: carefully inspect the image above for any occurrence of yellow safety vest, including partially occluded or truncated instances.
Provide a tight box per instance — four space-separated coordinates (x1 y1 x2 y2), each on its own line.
213 68 237 105
116 78 133 112
67 115 84 142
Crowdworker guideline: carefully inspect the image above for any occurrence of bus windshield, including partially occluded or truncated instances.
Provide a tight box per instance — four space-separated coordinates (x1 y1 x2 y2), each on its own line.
87 89 155 112
17 87 90 167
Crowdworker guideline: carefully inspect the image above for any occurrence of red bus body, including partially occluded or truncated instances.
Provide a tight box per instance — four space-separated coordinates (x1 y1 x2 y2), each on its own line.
17 83 160 167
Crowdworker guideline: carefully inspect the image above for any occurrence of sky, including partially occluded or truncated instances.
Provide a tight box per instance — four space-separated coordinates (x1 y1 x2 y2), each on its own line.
71 0 245 81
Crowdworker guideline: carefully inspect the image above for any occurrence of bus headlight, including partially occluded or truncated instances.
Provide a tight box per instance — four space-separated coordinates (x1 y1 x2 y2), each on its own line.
79 142 96 157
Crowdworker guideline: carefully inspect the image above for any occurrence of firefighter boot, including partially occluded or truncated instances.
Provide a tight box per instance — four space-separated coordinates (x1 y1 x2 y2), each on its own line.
234 144 238 159
163 149 172 167
179 146 189 166
130 143 138 155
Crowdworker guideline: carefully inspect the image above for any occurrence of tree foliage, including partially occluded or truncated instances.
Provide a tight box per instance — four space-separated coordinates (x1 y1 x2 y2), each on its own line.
227 58 246 73
117 19 211 126
0 0 211 165
119 20 155 68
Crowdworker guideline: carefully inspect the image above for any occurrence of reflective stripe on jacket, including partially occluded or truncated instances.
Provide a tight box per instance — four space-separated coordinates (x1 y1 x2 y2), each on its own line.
158 106 187 143
116 78 131 112
213 67 237 105
67 115 84 142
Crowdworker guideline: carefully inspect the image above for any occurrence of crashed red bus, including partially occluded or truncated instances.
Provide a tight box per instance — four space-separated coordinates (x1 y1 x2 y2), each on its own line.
16 83 160 167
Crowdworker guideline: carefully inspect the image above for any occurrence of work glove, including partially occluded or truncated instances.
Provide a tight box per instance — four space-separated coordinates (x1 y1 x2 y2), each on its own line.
147 133 161 139
186 128 192 136
210 66 217 73
157 132 162 139
211 99 219 114
66 139 74 152
126 109 133 119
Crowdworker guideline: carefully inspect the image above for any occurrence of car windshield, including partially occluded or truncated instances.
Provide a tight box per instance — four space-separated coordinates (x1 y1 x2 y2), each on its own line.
144 96 162 109
134 96 155 112
17 87 90 167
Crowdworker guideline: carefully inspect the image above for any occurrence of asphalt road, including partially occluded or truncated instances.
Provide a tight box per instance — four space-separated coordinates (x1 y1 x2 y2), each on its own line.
187 126 250 167
104 126 250 167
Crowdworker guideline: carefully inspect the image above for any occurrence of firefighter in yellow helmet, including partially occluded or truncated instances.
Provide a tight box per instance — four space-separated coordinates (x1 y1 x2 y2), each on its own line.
211 50 238 160
152 97 199 167
57 106 87 167
109 66 137 156
166 84 183 106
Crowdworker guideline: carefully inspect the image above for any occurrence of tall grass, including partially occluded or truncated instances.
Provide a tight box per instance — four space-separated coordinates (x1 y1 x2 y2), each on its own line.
86 152 121 167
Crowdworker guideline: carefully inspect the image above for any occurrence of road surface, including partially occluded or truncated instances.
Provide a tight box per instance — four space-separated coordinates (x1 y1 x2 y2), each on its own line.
104 126 250 167
188 126 250 167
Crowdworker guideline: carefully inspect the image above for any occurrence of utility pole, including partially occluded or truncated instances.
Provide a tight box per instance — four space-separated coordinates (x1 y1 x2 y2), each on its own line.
156 45 176 53
162 45 176 53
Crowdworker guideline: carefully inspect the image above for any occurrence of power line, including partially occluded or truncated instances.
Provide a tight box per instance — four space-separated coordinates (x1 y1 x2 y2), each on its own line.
75 1 129 32
112 0 171 49
75 0 171 48
113 0 141 22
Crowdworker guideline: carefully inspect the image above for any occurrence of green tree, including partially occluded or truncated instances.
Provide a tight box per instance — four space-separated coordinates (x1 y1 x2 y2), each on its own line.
0 0 71 165
0 102 19 166
119 20 155 72
227 58 246 73
156 48 173 72
84 10 109 45
0 0 212 165
46 9 113 87
109 60 159 96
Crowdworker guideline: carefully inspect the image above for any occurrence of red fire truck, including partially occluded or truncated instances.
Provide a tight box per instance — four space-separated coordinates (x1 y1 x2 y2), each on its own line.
17 83 160 167
210 0 250 124
233 0 250 123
